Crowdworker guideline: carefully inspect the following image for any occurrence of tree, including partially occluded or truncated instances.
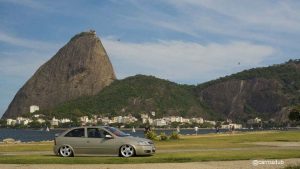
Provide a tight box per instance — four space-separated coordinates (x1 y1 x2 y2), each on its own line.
215 121 222 129
0 119 7 127
289 109 300 121
28 121 43 128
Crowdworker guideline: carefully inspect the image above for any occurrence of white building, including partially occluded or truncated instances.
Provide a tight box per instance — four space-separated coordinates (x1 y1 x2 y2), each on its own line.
60 118 71 123
221 123 242 129
163 116 190 124
33 114 42 118
30 105 39 113
16 117 31 125
100 117 111 124
190 117 204 124
141 113 153 124
247 117 262 124
205 120 216 126
6 119 16 126
153 119 167 127
80 116 89 123
37 118 45 124
51 117 59 126
182 118 190 123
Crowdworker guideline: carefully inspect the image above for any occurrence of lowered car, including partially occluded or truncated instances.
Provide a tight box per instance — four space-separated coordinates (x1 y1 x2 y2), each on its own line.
53 126 155 157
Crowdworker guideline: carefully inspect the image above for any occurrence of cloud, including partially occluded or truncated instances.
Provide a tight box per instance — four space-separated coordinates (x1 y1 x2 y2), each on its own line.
102 38 275 83
0 31 61 78
171 0 300 31
123 0 300 48
0 0 46 10
0 31 60 51
0 51 52 78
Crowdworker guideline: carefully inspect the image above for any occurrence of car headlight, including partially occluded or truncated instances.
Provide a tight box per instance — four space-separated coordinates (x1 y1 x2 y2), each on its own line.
138 141 150 146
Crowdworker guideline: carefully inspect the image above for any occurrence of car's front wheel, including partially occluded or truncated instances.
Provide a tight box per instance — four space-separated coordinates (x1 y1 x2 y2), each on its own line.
59 145 74 157
120 144 135 157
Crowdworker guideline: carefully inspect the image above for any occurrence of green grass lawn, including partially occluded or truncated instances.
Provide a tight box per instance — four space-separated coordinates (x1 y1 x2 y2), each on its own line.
0 149 299 164
156 130 300 149
0 130 299 164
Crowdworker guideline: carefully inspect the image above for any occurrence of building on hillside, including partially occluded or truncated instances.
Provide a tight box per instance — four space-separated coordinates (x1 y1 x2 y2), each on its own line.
6 119 16 126
141 113 153 124
16 117 32 125
37 118 45 124
30 105 39 113
153 119 167 127
204 120 216 126
100 117 111 124
50 117 59 126
247 117 262 124
190 117 204 124
221 123 242 129
80 116 89 123
60 118 71 123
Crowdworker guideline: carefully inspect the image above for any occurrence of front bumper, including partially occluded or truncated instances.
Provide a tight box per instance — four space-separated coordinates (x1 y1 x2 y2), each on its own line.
135 145 156 155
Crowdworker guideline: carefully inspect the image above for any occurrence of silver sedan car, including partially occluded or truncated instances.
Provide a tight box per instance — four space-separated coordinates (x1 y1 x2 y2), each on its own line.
53 126 155 157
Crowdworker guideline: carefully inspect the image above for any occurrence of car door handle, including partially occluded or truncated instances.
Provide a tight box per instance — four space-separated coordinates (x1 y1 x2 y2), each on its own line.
87 141 90 143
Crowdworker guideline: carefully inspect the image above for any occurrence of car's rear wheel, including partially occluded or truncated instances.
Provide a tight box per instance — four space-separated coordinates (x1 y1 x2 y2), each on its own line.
120 144 135 157
59 145 74 157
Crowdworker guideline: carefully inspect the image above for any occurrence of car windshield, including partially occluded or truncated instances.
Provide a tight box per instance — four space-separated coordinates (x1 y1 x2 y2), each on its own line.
103 126 129 137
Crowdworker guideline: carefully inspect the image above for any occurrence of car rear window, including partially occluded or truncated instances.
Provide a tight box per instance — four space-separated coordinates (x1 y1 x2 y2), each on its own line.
64 128 84 137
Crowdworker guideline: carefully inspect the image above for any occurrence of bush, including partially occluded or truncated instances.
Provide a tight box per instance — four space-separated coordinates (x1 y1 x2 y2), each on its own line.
145 131 158 140
169 131 180 140
159 132 168 141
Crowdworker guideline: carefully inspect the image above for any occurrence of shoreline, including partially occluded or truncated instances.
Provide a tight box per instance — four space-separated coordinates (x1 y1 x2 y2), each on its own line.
1 127 299 130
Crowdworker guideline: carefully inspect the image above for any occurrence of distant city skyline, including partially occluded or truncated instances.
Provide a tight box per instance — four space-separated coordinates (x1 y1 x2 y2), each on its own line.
0 0 300 117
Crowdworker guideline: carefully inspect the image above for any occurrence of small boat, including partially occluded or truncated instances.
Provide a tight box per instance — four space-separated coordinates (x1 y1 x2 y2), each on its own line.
46 127 50 132
132 127 136 133
176 126 180 133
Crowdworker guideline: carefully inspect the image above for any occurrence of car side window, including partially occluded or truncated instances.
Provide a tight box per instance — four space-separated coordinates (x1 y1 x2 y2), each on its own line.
65 128 85 137
87 128 104 138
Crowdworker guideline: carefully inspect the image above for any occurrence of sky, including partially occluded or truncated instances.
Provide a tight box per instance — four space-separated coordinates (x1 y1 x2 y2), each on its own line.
0 0 300 117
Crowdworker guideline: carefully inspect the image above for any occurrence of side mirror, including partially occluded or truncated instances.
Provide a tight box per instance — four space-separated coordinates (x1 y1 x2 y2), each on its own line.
55 133 60 137
105 135 113 139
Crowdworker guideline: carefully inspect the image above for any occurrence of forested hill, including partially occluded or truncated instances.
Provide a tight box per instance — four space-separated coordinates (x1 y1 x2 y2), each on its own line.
44 75 216 120
44 60 300 122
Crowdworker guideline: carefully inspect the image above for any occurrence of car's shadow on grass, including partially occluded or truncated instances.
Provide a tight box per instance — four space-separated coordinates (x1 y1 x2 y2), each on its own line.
42 154 153 158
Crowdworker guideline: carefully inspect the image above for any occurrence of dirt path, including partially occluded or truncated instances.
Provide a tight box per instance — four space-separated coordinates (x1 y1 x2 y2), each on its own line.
0 158 300 169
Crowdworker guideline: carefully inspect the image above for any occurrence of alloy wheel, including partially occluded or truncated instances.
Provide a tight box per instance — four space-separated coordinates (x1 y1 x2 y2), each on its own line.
59 145 73 157
120 144 135 157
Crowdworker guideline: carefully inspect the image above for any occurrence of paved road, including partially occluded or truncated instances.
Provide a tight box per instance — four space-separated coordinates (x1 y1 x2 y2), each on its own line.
0 158 299 169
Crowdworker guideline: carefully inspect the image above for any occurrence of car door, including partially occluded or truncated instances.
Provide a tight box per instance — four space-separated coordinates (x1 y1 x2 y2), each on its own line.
86 127 118 155
63 128 87 154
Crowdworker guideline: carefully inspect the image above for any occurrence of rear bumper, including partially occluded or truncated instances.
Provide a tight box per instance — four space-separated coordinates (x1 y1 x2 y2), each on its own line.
53 145 59 155
135 145 156 155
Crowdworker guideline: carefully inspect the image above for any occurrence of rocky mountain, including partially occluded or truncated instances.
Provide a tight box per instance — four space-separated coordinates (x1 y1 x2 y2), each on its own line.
43 60 300 122
196 60 300 122
2 30 299 122
2 31 116 118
